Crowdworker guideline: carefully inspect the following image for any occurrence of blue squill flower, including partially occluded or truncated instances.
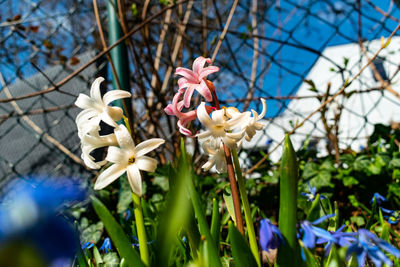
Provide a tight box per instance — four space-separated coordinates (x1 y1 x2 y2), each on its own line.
132 236 154 247
370 193 387 205
301 183 326 202
380 208 400 225
123 210 131 221
0 176 87 266
347 229 400 267
81 242 94 250
316 225 357 253
299 214 336 249
99 237 112 253
259 218 283 252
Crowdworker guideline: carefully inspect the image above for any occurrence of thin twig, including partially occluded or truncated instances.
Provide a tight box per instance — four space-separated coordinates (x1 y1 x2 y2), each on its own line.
211 0 239 62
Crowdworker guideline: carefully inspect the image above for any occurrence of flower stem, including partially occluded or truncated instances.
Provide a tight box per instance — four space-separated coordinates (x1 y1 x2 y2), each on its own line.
231 148 261 267
210 86 244 235
132 193 150 266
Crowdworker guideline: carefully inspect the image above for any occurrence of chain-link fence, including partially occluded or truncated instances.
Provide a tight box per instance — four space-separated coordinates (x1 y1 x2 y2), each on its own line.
1 0 400 186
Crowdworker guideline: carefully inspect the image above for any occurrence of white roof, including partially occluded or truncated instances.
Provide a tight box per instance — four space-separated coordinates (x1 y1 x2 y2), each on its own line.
244 36 400 162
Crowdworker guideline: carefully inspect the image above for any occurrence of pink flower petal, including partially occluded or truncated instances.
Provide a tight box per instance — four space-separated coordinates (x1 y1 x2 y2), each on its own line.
197 80 213 102
198 66 220 80
183 86 195 108
192 56 209 74
175 67 198 82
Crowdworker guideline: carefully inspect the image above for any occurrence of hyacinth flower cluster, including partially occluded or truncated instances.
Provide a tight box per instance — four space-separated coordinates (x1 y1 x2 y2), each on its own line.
75 77 165 196
164 56 267 173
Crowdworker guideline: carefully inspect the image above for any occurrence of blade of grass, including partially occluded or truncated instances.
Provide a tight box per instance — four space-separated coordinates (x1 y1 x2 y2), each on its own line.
90 195 145 267
276 134 299 267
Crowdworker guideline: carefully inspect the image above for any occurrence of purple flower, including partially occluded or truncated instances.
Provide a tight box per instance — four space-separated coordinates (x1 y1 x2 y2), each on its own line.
380 207 400 225
316 225 356 252
0 176 87 265
299 214 336 249
370 193 388 205
99 237 112 253
301 183 326 202
259 218 283 252
347 229 400 267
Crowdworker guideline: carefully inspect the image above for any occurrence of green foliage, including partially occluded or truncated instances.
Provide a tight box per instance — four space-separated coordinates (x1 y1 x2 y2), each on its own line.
73 123 400 267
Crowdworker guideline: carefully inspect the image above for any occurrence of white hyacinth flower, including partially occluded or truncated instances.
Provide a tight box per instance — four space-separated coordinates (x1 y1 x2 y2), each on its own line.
225 98 267 142
196 102 247 150
202 143 227 173
75 77 131 128
80 131 118 169
94 125 165 196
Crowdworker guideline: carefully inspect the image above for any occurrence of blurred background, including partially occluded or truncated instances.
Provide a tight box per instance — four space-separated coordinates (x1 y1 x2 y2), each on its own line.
1 0 400 187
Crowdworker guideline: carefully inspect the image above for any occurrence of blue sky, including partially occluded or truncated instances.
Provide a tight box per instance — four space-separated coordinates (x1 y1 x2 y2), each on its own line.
214 0 400 117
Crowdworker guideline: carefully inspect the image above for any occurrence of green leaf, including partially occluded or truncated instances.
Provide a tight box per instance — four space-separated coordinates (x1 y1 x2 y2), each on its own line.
90 196 145 267
211 198 221 250
350 216 365 227
277 134 299 267
306 194 321 222
353 155 370 172
223 186 235 223
104 252 120 267
180 139 222 267
81 222 104 245
342 176 359 186
302 162 319 179
93 246 103 264
228 222 258 267
117 177 133 214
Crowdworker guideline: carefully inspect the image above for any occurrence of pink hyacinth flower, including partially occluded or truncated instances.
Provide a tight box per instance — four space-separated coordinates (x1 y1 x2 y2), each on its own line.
165 88 214 136
175 56 219 108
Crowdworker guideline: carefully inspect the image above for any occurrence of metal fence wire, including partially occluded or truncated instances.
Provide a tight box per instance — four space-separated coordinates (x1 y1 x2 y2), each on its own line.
1 0 400 186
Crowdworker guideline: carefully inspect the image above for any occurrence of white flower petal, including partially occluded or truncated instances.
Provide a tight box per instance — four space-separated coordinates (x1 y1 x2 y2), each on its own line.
114 125 135 151
136 156 158 172
135 138 165 158
197 102 214 129
258 98 267 120
127 164 142 196
106 146 129 164
106 106 124 122
76 109 98 125
196 130 212 140
226 111 249 130
75 94 98 110
90 77 105 103
82 133 117 148
99 112 118 127
202 158 215 171
103 90 131 106
94 164 126 190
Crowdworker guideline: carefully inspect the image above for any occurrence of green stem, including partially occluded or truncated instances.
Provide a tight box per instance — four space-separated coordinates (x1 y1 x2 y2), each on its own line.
231 148 261 267
132 193 150 266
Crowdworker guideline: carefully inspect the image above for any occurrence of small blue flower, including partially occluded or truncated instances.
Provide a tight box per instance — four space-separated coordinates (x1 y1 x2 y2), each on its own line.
0 176 87 265
316 225 356 252
124 210 132 221
370 193 387 205
259 218 283 252
132 236 154 247
299 214 336 249
347 229 400 267
380 208 400 225
99 237 112 253
81 242 94 250
266 139 273 145
301 183 326 202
